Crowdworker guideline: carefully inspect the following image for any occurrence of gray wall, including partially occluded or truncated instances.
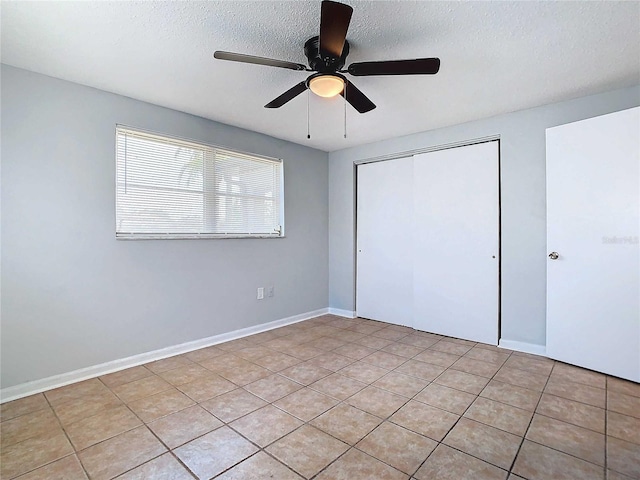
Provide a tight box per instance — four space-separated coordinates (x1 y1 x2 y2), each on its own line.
329 85 640 347
1 65 329 389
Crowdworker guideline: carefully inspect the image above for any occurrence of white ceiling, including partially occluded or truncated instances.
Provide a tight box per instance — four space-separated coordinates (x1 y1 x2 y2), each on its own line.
2 1 639 152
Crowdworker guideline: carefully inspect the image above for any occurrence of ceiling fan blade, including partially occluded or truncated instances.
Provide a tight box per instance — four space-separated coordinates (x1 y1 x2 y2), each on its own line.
319 1 353 58
214 51 307 71
348 58 441 76
341 80 376 114
265 82 308 108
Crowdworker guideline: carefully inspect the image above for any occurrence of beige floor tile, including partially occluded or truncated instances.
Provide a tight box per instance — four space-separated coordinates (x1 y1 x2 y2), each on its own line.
78 426 166 480
608 377 640 398
381 342 425 358
399 334 440 349
480 380 542 411
414 444 508 480
65 405 141 450
329 343 377 360
545 378 606 408
435 370 490 395
361 351 407 370
311 403 382 445
346 386 408 418
526 414 604 465
464 347 510 365
217 338 256 352
148 404 222 449
128 388 195 423
145 355 193 374
512 440 604 480
284 344 325 361
279 362 334 385
305 336 347 351
198 353 248 373
372 327 411 341
430 340 473 356
452 357 502 378
253 351 302 372
551 363 606 389
273 387 339 421
606 469 634 480
115 453 192 479
158 363 213 386
352 323 387 335
353 335 395 350
390 400 459 441
1 407 60 448
338 361 389 383
200 388 266 423
44 379 109 407
464 397 532 436
244 374 302 402
607 411 640 444
608 390 640 419
233 345 273 361
99 366 153 389
307 352 355 372
607 436 640 478
267 425 349 478
315 448 408 480
357 421 437 474
494 366 548 392
176 374 236 402
309 373 367 400
13 454 87 480
230 405 303 447
53 391 123 426
174 426 258 479
1 430 74 479
536 393 605 433
413 349 460 368
414 383 476 414
112 375 172 403
394 359 446 381
372 371 429 397
444 417 521 470
216 451 303 480
183 345 224 363
217 362 273 386
0 394 49 422
504 355 553 376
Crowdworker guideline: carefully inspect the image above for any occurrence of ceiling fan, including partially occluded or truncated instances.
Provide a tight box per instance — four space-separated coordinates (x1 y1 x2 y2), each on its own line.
214 0 440 114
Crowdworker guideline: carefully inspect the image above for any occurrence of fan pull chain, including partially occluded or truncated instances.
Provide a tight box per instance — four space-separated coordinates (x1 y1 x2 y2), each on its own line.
344 82 347 139
307 90 311 139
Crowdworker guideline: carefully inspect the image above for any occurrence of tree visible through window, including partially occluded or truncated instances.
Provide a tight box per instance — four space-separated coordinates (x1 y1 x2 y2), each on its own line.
115 127 284 238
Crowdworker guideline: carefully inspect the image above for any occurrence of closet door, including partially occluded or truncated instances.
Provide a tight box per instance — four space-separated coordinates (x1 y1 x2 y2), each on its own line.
356 157 414 326
413 142 499 344
546 107 639 382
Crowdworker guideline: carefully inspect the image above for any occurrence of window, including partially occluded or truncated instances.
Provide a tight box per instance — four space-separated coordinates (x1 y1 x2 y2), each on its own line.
115 127 284 239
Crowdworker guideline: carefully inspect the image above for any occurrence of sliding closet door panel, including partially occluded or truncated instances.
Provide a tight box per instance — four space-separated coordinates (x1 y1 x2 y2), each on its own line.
356 157 414 326
413 142 499 344
546 107 639 382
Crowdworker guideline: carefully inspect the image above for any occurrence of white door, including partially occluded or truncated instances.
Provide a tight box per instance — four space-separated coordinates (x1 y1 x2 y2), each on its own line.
546 107 640 382
356 157 414 326
413 142 499 344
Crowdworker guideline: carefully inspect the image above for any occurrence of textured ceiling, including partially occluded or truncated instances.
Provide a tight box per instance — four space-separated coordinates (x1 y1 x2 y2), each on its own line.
2 1 639 152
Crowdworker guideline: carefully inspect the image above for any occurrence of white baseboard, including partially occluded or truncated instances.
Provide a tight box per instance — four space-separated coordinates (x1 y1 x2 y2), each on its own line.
0 308 329 404
327 308 357 318
499 339 547 357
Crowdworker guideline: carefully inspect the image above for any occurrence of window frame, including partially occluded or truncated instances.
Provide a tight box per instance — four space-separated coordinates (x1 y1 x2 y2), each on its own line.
115 125 285 240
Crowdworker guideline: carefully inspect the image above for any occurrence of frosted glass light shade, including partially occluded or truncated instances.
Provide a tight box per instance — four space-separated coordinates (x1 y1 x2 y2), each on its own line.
309 75 345 98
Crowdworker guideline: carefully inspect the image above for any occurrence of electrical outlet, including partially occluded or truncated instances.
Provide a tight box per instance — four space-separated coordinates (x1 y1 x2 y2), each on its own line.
268 286 274 297
257 287 264 300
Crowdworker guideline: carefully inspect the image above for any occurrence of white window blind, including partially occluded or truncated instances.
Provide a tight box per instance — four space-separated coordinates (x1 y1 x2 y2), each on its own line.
116 127 284 239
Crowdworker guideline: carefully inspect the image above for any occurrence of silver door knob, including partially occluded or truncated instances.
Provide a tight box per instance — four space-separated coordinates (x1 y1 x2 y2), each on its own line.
548 252 559 260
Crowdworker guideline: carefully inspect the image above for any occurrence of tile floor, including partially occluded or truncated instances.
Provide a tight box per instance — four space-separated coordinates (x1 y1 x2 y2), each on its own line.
1 315 639 480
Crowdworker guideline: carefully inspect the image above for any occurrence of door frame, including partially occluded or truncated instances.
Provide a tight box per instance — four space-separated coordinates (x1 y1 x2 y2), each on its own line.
354 136 502 343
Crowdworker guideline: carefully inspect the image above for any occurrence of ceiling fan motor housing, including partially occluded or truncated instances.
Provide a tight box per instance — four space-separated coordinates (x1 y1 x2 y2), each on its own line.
304 36 350 72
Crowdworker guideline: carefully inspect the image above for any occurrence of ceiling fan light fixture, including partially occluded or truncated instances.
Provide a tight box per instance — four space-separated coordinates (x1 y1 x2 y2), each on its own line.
309 74 345 98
